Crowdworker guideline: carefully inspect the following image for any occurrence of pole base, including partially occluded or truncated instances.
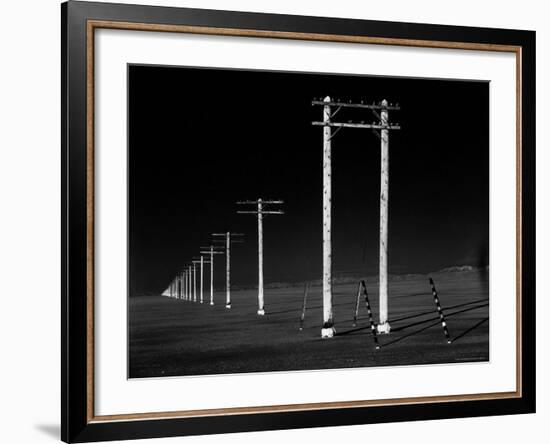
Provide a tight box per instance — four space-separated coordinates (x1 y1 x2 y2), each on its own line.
376 322 391 334
225 304 231 309
321 327 336 338
257 309 265 316
210 302 214 306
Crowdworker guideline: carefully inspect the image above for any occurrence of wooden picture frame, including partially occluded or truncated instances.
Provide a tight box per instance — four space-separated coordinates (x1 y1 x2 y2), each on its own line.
62 1 535 442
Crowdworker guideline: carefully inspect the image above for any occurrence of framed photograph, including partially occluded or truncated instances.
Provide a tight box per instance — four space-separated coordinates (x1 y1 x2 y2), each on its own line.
62 1 536 442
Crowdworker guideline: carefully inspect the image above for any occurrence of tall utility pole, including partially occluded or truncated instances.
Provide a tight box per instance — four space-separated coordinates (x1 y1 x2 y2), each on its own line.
322 96 333 337
237 199 284 315
187 265 193 301
378 100 390 333
312 96 400 336
184 271 189 300
192 262 197 302
200 256 204 303
212 232 244 309
200 245 224 305
186 268 190 301
186 269 190 301
192 259 206 303
186 268 190 300
184 269 188 301
193 256 212 304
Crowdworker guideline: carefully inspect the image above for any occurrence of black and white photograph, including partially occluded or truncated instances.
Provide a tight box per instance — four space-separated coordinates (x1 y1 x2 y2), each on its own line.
0 0 543 442
128 65 490 378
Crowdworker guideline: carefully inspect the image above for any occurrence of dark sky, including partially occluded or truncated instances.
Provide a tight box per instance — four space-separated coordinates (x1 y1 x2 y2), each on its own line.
128 64 489 296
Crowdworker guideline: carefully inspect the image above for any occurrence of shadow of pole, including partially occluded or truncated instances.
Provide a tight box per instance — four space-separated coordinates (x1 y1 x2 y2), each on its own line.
379 320 442 348
450 317 489 343
389 297 489 323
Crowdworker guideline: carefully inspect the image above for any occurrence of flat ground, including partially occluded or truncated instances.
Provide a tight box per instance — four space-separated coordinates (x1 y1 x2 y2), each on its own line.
129 270 489 378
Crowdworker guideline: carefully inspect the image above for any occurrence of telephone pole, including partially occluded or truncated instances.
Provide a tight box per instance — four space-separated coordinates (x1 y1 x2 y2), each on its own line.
183 269 188 300
184 270 189 300
212 232 244 309
187 265 192 302
193 256 212 304
199 245 224 305
192 262 198 302
237 199 284 315
186 268 190 301
312 96 400 336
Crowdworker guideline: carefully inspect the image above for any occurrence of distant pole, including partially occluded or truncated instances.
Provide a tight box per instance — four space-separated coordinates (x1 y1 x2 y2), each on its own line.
192 258 207 304
188 265 192 302
378 99 391 334
226 232 231 308
322 96 335 338
185 270 189 301
200 245 224 306
193 262 197 302
237 200 283 315
200 255 204 303
209 247 214 305
257 201 264 315
211 233 243 309
185 270 188 300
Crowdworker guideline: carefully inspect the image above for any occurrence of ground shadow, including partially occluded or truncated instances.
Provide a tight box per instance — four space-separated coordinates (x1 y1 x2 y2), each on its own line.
451 317 489 343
